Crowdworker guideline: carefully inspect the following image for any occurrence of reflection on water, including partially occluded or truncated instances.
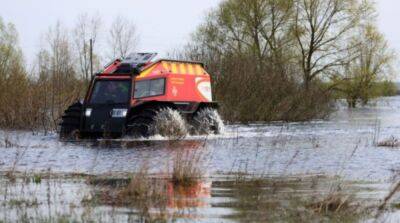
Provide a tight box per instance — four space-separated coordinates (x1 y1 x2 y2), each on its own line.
0 174 388 222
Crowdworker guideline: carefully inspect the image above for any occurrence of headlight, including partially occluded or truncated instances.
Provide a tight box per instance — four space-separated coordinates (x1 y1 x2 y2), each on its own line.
85 108 92 117
111 109 128 118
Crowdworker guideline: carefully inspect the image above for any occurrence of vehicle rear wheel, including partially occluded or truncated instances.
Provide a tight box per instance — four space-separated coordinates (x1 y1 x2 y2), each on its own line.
152 108 187 138
191 108 223 135
60 101 83 140
126 106 188 138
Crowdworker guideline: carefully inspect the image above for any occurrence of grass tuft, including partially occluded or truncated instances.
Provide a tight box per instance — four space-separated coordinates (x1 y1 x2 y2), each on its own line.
87 165 167 209
309 193 353 214
377 136 400 147
33 174 42 184
172 149 204 187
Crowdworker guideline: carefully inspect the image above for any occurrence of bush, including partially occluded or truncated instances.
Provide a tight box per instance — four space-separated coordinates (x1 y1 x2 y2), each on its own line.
374 81 398 97
208 54 332 123
0 18 86 131
172 149 204 187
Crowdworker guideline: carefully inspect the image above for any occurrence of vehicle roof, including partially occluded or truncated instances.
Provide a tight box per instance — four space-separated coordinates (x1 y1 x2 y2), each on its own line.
137 59 208 79
96 59 209 79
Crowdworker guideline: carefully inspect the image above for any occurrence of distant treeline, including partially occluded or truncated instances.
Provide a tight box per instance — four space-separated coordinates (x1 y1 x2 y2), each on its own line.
0 15 138 131
0 0 397 131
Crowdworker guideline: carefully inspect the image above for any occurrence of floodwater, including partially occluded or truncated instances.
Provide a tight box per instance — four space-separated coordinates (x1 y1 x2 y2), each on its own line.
0 175 391 222
1 97 400 180
2 96 400 222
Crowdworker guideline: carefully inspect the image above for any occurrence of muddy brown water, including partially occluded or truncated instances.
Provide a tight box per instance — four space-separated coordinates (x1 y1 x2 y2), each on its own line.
2 96 400 222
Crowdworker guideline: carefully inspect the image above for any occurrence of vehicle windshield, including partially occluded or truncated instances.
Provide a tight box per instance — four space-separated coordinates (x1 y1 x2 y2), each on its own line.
89 80 131 104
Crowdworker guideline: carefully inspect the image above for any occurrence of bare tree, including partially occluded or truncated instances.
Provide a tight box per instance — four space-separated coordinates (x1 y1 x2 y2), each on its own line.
73 13 102 82
191 0 294 61
108 16 139 59
292 0 364 89
185 0 336 122
45 22 82 128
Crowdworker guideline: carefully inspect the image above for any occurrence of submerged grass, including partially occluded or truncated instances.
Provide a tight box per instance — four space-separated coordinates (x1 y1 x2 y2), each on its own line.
87 166 166 206
308 192 357 215
0 172 388 223
0 131 26 150
7 198 39 208
214 175 367 223
377 136 400 147
375 180 400 219
172 149 205 187
85 165 171 222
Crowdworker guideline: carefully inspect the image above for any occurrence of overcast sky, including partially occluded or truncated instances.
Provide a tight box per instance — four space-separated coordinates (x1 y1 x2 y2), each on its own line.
1 0 399 69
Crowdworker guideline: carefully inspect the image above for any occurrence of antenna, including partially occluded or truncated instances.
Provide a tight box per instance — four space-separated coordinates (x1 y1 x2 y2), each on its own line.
90 39 93 78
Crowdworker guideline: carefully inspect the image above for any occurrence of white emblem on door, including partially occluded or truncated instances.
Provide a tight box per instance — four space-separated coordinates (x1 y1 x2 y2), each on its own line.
172 86 178 97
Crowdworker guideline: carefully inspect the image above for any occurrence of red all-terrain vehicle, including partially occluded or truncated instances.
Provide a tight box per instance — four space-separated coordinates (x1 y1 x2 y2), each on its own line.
59 53 222 139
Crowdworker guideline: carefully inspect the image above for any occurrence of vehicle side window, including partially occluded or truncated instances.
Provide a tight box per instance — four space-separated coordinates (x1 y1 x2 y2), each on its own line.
149 78 165 96
134 78 165 99
134 80 150 98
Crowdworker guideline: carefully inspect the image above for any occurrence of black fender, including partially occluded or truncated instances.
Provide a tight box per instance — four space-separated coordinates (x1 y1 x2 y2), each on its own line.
128 100 219 120
128 101 178 118
195 102 219 112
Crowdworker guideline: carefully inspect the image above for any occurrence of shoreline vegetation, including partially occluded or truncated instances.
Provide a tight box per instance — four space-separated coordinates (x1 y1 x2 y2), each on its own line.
0 0 397 131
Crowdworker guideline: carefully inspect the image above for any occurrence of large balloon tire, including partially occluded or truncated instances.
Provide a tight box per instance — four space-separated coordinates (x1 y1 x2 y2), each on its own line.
60 101 83 140
191 108 223 135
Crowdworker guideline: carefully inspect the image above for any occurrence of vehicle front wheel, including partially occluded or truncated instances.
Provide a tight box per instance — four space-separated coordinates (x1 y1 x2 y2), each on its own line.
126 107 158 138
60 101 83 140
126 106 188 139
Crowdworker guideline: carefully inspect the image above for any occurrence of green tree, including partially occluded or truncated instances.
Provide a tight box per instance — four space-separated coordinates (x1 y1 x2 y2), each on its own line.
339 24 395 107
0 17 30 129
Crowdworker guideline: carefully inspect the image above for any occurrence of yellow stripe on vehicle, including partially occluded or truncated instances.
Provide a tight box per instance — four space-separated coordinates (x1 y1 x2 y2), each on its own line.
162 62 171 72
139 64 156 77
194 64 203 75
179 63 187 74
171 63 178 74
187 64 194 75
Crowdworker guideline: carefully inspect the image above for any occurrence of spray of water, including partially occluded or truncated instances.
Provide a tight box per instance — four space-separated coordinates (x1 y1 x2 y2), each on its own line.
152 108 188 139
145 108 225 140
192 108 225 135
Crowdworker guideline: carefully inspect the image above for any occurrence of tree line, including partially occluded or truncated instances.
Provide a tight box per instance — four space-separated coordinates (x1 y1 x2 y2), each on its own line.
0 0 397 131
180 0 396 122
0 14 138 132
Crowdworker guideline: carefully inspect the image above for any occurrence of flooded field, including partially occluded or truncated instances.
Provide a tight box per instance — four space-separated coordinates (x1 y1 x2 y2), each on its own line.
0 173 391 222
2 96 400 222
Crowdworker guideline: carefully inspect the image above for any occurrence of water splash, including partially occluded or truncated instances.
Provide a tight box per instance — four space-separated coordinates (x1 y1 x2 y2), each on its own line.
192 108 225 135
153 108 188 139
